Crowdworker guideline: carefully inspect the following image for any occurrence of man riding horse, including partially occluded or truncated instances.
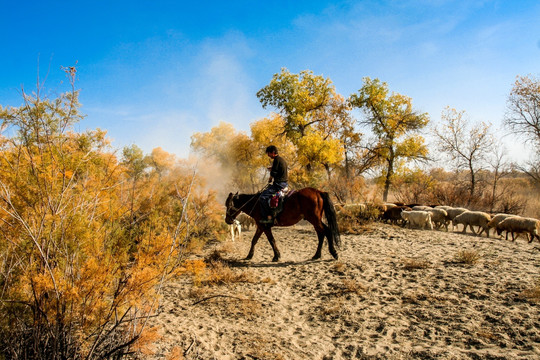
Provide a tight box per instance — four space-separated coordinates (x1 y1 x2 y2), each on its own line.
224 145 341 262
259 145 288 225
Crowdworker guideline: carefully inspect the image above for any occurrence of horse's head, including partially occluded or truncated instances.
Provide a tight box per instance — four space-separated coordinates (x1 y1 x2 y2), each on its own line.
224 192 241 225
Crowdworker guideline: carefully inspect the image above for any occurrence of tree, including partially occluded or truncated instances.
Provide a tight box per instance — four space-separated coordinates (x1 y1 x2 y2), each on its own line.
349 77 429 201
433 106 494 205
505 75 540 148
505 74 540 185
256 68 344 177
191 122 262 191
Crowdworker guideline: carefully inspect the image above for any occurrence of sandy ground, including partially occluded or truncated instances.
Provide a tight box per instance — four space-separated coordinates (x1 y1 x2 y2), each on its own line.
149 222 540 359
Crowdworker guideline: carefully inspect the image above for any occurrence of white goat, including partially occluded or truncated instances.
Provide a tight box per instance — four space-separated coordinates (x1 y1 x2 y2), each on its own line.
401 210 433 230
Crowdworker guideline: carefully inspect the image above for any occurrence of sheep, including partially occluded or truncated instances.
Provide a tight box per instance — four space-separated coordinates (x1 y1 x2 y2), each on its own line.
446 207 469 220
452 211 491 237
237 213 255 231
496 216 540 242
381 205 411 226
435 205 453 211
426 208 450 231
229 219 241 241
382 203 397 211
412 205 432 211
487 213 518 233
445 207 469 231
401 210 433 230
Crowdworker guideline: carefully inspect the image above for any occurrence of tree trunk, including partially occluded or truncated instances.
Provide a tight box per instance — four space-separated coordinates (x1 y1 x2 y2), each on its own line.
324 163 331 180
468 159 475 206
383 156 394 202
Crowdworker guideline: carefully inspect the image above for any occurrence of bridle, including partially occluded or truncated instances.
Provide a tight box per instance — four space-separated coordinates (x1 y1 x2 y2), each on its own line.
225 185 269 222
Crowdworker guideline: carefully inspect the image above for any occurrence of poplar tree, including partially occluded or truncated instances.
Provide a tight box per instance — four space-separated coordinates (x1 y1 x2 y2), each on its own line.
349 77 429 201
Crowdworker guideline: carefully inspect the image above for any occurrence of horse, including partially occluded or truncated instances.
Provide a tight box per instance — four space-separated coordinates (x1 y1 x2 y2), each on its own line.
224 187 341 262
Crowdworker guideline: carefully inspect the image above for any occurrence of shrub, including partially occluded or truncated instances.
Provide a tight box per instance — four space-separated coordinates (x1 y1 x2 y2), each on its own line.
454 250 481 265
0 71 224 358
337 203 380 234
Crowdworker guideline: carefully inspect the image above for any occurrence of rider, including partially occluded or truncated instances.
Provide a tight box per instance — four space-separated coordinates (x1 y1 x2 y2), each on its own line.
259 145 288 225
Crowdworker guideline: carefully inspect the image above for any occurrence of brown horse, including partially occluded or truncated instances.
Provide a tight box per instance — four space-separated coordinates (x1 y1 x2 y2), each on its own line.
225 187 341 262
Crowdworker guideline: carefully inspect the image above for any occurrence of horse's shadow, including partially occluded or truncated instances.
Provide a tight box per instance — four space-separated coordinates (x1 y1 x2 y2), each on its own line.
227 258 335 268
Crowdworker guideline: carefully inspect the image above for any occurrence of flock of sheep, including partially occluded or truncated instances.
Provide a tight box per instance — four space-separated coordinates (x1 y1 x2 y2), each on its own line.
373 202 540 243
228 202 540 244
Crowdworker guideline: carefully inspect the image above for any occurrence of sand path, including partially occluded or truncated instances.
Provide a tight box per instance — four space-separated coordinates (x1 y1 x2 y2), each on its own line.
150 223 540 359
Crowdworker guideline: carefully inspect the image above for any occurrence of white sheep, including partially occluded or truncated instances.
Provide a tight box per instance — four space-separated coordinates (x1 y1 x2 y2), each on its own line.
426 208 450 231
452 211 491 237
401 210 433 230
229 219 241 241
496 216 540 242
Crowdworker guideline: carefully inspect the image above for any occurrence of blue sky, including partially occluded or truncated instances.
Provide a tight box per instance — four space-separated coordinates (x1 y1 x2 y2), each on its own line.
1 0 539 163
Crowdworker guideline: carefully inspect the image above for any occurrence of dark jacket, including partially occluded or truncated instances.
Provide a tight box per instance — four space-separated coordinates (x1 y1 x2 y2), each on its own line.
270 155 288 184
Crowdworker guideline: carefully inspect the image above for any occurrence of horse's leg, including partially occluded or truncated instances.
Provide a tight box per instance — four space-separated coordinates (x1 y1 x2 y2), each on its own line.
310 221 338 260
312 229 325 260
246 227 264 260
324 223 339 260
262 228 281 262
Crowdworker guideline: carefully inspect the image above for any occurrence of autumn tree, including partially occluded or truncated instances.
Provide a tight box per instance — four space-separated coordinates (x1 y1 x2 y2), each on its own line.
392 167 436 204
433 106 494 205
505 74 540 184
349 77 429 201
256 68 344 179
191 122 263 192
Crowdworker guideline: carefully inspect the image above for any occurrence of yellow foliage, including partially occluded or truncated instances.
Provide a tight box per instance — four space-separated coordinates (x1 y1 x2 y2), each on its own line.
0 82 227 357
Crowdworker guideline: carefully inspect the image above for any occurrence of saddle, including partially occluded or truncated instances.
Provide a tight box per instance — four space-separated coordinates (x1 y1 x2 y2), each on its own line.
269 187 292 211
261 187 294 226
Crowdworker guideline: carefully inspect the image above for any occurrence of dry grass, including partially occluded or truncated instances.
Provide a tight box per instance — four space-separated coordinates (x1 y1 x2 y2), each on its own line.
225 297 262 318
402 257 431 270
476 329 499 341
454 249 481 265
199 249 257 285
204 260 256 286
337 204 380 234
183 250 259 287
320 296 352 317
331 261 347 274
239 335 286 360
329 278 368 297
519 280 540 303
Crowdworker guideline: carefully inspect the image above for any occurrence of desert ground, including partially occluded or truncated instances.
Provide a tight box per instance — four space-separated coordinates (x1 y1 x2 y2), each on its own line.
149 222 540 359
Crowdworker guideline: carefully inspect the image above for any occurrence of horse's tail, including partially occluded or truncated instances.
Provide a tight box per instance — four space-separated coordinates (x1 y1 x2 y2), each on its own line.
321 191 341 249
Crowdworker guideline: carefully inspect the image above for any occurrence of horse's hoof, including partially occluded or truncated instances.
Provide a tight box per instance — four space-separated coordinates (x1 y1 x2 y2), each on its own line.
272 257 280 262
245 255 253 261
312 254 321 260
331 252 339 260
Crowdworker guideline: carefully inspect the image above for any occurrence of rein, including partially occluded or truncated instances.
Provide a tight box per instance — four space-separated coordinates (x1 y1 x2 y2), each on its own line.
229 184 269 216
